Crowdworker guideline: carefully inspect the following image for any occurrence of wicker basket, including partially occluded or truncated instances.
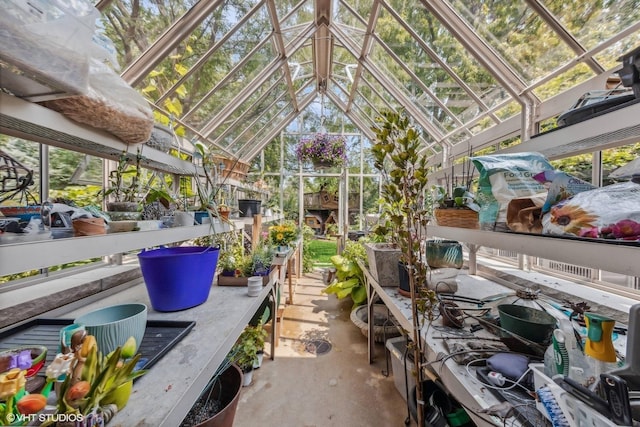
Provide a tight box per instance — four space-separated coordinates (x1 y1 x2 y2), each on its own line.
434 208 479 229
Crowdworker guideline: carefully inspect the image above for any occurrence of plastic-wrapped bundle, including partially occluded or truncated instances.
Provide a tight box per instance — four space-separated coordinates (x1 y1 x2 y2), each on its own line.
41 58 154 144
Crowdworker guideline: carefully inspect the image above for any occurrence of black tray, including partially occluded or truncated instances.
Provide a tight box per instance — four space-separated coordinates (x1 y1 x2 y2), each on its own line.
0 318 195 373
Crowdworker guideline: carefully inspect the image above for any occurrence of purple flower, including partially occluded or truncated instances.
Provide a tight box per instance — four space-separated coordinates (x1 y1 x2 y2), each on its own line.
578 227 599 238
610 219 640 240
296 133 347 167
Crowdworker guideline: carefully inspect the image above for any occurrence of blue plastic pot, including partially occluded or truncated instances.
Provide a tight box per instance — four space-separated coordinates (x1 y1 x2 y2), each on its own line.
138 246 220 312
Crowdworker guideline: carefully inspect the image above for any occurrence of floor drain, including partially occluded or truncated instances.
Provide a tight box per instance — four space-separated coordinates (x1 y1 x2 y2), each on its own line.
305 339 332 355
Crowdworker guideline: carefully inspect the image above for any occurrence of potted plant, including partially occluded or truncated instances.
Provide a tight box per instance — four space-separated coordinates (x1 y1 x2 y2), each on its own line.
4 333 146 426
322 240 367 308
231 328 260 387
432 156 480 229
238 190 262 218
242 325 268 369
296 133 347 169
100 149 143 217
217 244 274 286
268 220 300 252
371 109 438 427
363 198 403 288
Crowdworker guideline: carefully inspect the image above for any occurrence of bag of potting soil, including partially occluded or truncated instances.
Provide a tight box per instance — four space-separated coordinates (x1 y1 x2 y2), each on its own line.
471 152 554 231
533 170 595 214
542 180 640 240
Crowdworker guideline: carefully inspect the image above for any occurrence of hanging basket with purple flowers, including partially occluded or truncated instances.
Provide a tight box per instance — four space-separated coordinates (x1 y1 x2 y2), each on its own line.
296 133 347 169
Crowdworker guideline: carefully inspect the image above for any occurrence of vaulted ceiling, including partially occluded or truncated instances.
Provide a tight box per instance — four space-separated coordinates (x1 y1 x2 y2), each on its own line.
98 0 640 168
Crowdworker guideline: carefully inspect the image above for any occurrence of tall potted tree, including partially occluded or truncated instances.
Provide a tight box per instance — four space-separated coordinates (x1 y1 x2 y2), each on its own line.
371 109 436 427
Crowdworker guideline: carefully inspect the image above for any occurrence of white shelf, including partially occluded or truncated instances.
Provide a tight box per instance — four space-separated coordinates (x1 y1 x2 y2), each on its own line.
0 222 233 276
428 225 640 278
0 92 196 175
501 100 640 160
428 100 640 182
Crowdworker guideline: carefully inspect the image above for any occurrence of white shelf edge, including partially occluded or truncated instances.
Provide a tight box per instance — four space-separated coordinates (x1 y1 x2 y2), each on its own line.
428 225 640 277
0 223 232 276
495 101 640 160
0 92 196 175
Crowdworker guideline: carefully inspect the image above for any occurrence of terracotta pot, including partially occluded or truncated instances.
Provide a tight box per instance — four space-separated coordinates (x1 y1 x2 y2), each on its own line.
72 218 107 236
186 364 243 427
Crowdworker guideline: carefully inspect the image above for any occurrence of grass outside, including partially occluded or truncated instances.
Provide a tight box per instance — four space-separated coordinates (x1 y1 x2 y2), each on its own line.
307 238 337 268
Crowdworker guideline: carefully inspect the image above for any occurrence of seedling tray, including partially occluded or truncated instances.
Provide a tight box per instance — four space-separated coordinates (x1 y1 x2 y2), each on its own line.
0 318 195 373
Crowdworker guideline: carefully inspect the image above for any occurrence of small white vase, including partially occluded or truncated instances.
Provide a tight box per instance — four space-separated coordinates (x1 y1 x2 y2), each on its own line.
247 276 262 297
242 367 254 386
253 350 264 369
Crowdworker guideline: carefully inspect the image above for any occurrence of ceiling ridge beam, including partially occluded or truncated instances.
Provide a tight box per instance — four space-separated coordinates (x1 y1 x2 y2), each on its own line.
266 0 299 112
121 0 226 86
155 0 266 106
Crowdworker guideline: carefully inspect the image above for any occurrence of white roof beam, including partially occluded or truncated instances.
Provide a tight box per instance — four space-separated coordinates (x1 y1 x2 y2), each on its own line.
327 91 375 140
379 0 499 123
223 89 290 153
266 0 299 112
209 75 286 149
344 0 382 112
243 92 316 160
332 24 447 145
419 0 537 105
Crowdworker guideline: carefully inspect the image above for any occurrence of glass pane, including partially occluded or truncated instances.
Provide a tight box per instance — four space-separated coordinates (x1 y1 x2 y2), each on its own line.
335 0 370 29
184 50 281 131
279 0 314 33
209 78 289 143
101 1 197 70
447 0 575 85
544 0 640 53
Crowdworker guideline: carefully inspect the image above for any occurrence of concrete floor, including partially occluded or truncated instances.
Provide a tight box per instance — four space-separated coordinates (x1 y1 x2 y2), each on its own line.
233 270 412 427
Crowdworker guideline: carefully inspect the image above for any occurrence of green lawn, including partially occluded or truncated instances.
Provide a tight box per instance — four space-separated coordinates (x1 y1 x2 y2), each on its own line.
307 238 337 267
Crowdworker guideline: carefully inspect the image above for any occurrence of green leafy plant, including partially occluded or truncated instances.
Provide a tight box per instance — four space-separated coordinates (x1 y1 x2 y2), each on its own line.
322 241 367 307
239 244 274 277
231 325 266 370
100 150 143 203
371 110 437 425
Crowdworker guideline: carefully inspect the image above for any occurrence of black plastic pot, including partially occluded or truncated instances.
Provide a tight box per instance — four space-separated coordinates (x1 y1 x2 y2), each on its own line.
398 261 410 296
238 199 261 217
408 380 452 427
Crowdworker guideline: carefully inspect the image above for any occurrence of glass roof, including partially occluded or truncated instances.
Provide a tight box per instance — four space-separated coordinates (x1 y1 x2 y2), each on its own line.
96 0 640 165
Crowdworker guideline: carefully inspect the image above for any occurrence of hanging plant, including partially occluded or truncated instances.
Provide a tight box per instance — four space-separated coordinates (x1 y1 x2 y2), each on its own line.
296 133 347 168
